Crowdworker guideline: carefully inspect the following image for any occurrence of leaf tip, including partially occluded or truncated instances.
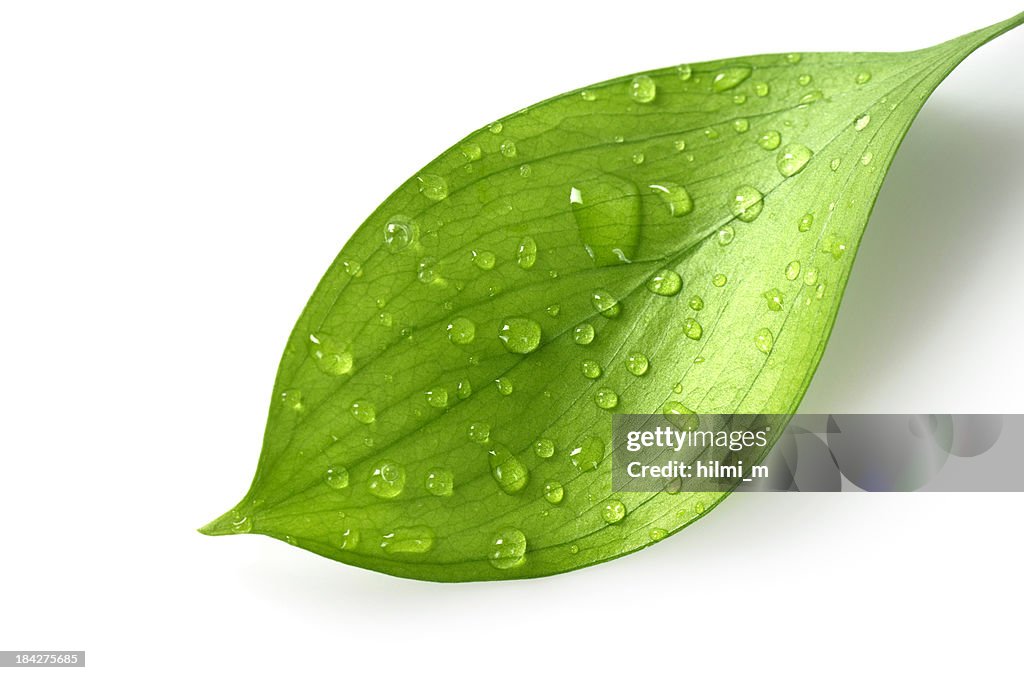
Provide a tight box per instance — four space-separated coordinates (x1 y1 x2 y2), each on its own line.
198 506 253 537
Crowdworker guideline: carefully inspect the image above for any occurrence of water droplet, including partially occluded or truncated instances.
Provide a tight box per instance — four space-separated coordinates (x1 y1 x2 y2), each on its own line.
731 185 764 222
704 127 719 140
649 528 668 541
695 501 706 514
629 75 657 103
601 499 626 524
799 90 824 105
380 526 434 554
384 215 418 252
763 288 784 311
804 268 819 286
785 260 801 280
797 73 812 86
676 64 693 80
855 71 872 85
545 304 560 318
717 225 735 246
500 140 517 158
516 236 537 269
626 352 650 376
580 89 597 101
417 173 448 201
228 511 252 533
460 143 482 161
754 328 774 354
425 387 448 409
569 544 580 554
488 121 503 134
342 259 363 277
350 400 376 424
489 528 527 569
446 317 476 345
417 257 440 284
495 377 514 395
307 333 354 376
570 177 641 265
631 151 645 165
324 465 349 490
757 130 781 150
754 82 770 97
798 213 814 232
815 282 826 299
368 459 406 498
688 295 704 311
533 438 555 459
673 139 687 151
712 65 751 91
468 421 491 443
733 118 750 133
543 480 564 504
456 378 472 399
581 360 602 379
648 182 694 217
830 158 842 171
733 94 747 105
855 113 871 130
776 143 813 177
573 323 595 345
488 444 530 494
646 269 682 296
683 317 703 340
570 436 604 471
425 468 454 497
663 401 699 430
860 151 873 165
498 317 542 354
712 273 728 287
339 527 359 550
786 53 802 64
591 289 621 318
472 249 496 270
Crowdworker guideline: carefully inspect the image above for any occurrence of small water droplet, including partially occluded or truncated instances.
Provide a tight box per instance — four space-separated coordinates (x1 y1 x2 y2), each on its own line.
324 465 349 490
460 143 482 161
425 387 448 409
489 527 527 569
569 544 580 554
731 185 764 222
683 317 703 340
649 528 668 541
425 468 454 496
350 400 376 424
580 89 597 101
717 225 735 246
571 178 641 265
798 213 814 232
786 53 802 64
830 158 842 171
629 75 657 103
763 288 784 311
631 151 645 165
860 151 873 165
488 121 503 134
545 304 560 318
342 259 363 277
495 376 514 395
733 94 747 105
228 511 252 533
646 269 682 296
815 282 827 299
456 378 472 399
508 242 535 276
785 260 801 280
417 173 448 201
855 113 871 130
704 127 719 140
754 82 770 97
797 73 812 86
677 64 693 80
648 182 694 217
712 65 752 92
500 140 517 158
581 360 602 379
533 438 555 459
626 352 650 376
384 215 418 252
472 249 496 270
573 323 596 345
307 333 353 376
732 118 750 133
380 526 434 554
339 527 359 550
543 480 564 504
855 71 872 85
498 317 542 354
591 289 621 318
776 143 813 177
758 130 781 150
446 317 476 345
688 294 704 311
417 257 440 284
712 273 728 287
468 421 491 443
488 444 530 494
368 459 406 498
754 328 774 354
570 436 604 471
601 499 626 524
673 139 687 151
804 268 819 286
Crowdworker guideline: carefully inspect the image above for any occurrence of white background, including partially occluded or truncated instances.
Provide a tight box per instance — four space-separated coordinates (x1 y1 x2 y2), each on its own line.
2 1 1022 677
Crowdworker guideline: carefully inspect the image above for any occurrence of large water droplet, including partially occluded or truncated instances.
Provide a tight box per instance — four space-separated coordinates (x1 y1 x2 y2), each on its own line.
384 215 418 252
683 318 703 340
730 185 764 222
626 352 649 376
570 436 604 471
368 459 406 498
711 65 752 92
489 528 527 569
380 526 434 554
488 444 530 494
446 317 476 345
594 388 619 410
776 143 813 177
581 359 602 379
648 182 693 217
646 269 682 296
498 317 542 354
570 177 641 265
629 75 657 103
307 332 353 376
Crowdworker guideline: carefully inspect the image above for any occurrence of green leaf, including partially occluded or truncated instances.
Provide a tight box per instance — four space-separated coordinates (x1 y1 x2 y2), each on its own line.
202 14 1023 581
